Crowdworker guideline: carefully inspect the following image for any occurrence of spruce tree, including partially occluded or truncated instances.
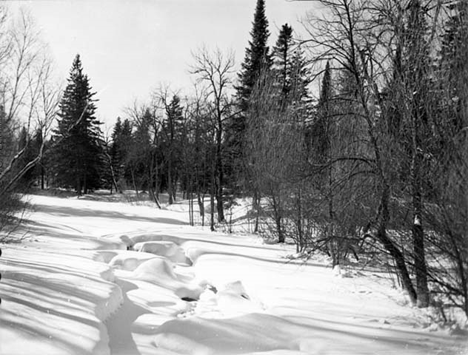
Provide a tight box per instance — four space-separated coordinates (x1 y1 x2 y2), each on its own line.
51 54 103 195
236 0 271 112
227 0 271 193
229 0 271 148
272 23 294 104
272 23 311 108
110 117 132 190
312 61 332 163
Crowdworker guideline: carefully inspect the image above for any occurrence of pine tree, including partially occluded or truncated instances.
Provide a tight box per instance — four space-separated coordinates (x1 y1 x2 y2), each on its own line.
50 54 103 195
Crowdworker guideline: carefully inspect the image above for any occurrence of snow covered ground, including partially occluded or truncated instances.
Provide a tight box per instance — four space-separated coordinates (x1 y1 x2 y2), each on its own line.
0 193 467 355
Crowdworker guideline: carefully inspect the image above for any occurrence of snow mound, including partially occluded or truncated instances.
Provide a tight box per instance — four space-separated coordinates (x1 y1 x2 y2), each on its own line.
193 280 265 318
152 313 306 354
216 281 265 317
133 257 177 282
134 241 191 265
108 251 157 271
132 258 204 301
106 234 134 249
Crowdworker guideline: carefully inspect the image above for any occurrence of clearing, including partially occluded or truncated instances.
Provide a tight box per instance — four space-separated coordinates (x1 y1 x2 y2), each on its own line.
0 192 466 355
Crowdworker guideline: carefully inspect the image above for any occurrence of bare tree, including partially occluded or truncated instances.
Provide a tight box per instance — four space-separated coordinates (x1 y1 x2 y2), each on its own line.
0 8 60 237
301 0 421 303
182 85 212 227
299 0 467 312
190 46 235 225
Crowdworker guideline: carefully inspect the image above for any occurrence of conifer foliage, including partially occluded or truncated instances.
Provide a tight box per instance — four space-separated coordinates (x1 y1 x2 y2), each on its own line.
226 0 272 193
272 23 310 107
50 55 103 195
236 0 271 112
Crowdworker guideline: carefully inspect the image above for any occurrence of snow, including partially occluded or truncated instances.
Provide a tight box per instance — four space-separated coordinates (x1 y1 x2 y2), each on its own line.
0 193 467 355
133 241 190 265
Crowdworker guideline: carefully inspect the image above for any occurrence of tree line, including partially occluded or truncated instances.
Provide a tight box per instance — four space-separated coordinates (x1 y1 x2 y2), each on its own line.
0 0 467 318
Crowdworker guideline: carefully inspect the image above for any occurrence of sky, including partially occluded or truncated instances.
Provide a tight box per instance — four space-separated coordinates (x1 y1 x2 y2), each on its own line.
7 0 317 132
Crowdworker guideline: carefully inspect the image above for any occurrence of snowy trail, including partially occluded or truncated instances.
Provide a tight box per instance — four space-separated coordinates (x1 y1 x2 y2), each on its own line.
0 194 467 355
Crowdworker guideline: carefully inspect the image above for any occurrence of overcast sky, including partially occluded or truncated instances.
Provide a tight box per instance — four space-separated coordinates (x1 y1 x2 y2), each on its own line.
8 0 316 131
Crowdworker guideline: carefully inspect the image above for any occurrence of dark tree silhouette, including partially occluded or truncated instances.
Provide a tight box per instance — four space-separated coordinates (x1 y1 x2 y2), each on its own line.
50 54 103 195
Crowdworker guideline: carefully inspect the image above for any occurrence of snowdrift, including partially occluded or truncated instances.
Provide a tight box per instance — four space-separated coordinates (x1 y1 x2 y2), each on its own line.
0 193 466 355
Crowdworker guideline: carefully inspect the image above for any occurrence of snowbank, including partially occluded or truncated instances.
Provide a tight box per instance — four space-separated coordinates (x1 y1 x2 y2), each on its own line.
1 193 466 355
0 246 123 355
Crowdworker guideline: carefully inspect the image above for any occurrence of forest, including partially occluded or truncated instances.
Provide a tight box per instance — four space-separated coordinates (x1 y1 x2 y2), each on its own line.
0 0 467 324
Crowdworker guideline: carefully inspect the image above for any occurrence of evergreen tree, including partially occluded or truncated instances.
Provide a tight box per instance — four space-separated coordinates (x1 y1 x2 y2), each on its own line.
127 109 152 193
110 117 132 189
289 47 311 104
50 54 103 195
226 0 271 195
163 95 184 204
310 61 332 164
228 0 271 157
271 23 311 106
236 0 271 112
439 0 467 134
272 23 294 103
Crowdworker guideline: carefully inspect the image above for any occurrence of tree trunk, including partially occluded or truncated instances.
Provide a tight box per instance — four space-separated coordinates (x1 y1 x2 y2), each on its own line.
77 177 82 196
210 162 216 232
296 188 303 251
168 158 174 205
40 165 45 190
83 172 87 195
215 175 224 223
377 184 418 305
131 169 138 197
197 192 205 227
210 188 215 232
411 112 429 308
253 189 260 233
215 119 225 223
188 181 194 226
448 229 468 317
272 194 284 243
148 153 161 209
413 218 429 307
